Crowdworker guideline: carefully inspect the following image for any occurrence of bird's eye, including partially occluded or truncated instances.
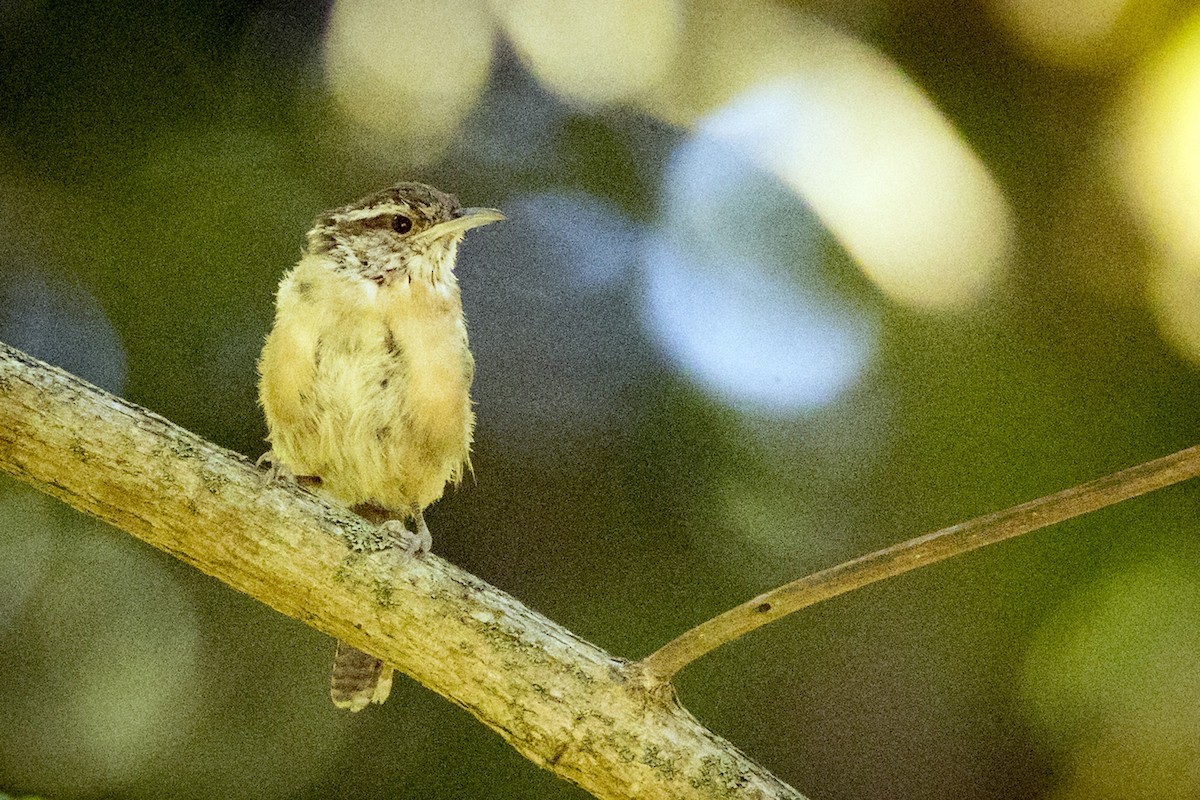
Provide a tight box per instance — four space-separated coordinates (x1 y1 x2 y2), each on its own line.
391 215 413 234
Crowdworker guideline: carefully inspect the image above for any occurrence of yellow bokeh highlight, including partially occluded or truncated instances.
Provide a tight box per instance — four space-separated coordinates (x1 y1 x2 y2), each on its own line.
633 0 822 126
1021 562 1200 799
1151 262 1200 363
989 0 1173 70
1122 9 1200 261
693 20 1013 310
488 0 681 105
1119 9 1200 363
324 0 495 159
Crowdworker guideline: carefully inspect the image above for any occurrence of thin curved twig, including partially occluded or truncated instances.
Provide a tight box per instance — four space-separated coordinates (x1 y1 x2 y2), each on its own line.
639 444 1200 684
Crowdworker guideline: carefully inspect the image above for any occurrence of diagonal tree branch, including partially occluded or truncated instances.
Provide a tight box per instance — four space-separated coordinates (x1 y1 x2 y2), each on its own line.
0 341 805 800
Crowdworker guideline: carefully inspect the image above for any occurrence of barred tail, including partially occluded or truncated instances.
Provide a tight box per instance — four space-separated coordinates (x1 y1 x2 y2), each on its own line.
330 640 393 712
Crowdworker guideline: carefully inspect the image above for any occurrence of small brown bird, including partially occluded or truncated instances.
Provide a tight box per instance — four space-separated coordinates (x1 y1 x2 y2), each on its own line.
257 181 502 711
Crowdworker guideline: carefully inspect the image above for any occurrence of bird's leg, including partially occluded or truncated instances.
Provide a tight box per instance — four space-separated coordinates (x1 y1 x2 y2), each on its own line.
380 507 431 558
256 449 293 483
412 507 433 555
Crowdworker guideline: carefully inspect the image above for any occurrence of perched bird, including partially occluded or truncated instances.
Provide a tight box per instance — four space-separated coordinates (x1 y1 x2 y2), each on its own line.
257 181 502 711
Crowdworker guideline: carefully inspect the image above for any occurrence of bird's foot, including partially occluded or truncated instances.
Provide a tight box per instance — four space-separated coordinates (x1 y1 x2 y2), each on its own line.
381 510 432 558
256 450 295 484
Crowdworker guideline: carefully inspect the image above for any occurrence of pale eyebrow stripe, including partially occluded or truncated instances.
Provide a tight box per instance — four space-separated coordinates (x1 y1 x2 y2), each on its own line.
334 204 410 224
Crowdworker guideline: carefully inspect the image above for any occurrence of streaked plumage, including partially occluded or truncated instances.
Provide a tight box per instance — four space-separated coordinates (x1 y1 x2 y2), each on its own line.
258 182 501 710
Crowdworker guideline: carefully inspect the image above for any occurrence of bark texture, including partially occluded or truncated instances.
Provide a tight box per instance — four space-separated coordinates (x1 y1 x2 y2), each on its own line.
0 342 805 800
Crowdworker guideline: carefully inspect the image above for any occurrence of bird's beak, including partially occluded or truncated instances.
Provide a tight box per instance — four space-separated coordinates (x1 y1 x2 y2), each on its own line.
420 207 505 241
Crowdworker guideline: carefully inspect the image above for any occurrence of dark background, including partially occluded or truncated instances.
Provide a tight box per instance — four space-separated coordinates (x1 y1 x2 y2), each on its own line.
2 1 1200 798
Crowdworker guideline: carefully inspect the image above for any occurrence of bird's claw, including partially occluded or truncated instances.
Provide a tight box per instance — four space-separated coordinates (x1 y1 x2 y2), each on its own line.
381 516 432 558
256 450 296 484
